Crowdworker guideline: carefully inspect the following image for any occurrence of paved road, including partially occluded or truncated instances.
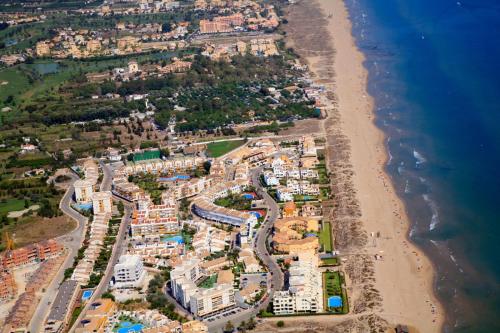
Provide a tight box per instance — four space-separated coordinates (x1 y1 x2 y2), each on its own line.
250 167 284 299
68 205 132 333
29 175 88 333
205 168 283 332
99 160 113 192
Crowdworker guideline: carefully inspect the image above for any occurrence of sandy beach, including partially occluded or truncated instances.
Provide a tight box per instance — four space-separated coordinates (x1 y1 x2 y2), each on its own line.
281 0 444 332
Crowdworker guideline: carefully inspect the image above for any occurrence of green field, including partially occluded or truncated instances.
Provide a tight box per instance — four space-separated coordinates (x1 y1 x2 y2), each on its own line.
0 198 25 214
206 140 245 158
319 221 333 253
323 271 348 314
320 257 339 266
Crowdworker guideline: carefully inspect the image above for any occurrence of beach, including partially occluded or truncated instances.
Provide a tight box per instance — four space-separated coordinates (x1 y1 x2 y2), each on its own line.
283 0 444 331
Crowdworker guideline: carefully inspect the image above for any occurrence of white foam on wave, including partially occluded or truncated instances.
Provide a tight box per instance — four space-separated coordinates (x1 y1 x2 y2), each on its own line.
422 194 440 231
449 254 457 264
413 149 427 165
409 225 417 238
404 180 411 194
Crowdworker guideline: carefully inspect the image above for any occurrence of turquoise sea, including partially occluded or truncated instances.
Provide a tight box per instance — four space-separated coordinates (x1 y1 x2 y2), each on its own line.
345 0 500 332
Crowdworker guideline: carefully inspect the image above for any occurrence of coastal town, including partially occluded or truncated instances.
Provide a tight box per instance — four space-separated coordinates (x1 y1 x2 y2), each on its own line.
0 0 443 333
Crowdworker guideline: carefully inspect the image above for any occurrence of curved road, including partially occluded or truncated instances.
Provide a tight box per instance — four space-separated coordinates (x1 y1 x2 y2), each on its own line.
206 167 283 332
29 174 88 332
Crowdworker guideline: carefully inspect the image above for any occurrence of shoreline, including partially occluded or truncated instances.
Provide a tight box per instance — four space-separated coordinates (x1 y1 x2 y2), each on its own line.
285 0 444 331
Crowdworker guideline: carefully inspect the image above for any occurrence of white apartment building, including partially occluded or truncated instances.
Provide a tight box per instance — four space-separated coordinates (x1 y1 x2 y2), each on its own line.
286 179 320 196
170 257 236 317
171 258 204 308
273 259 323 315
131 194 179 237
276 186 294 202
263 170 279 186
189 284 235 317
92 191 113 214
113 254 146 289
74 179 94 203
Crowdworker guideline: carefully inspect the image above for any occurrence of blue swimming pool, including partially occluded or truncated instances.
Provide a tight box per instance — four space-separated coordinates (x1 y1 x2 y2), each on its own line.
158 175 190 182
116 321 144 333
81 290 93 301
75 203 93 211
249 211 262 218
162 235 184 244
242 193 255 199
328 296 342 308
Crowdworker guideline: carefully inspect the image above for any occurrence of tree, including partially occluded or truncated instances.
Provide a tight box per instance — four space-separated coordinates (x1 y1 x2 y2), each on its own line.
117 201 124 215
247 316 256 329
202 161 211 173
102 291 115 301
160 148 170 158
223 321 234 333
277 320 285 328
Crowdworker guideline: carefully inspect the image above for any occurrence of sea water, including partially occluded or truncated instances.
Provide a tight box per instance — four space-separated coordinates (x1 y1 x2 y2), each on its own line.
345 0 500 332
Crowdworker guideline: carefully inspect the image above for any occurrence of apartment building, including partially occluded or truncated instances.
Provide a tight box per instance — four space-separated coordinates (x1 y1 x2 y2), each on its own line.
171 258 204 308
272 217 319 254
0 239 63 270
131 195 179 237
0 270 16 301
123 156 203 175
45 280 79 330
189 283 235 317
273 258 323 315
170 257 235 317
113 255 146 289
191 180 257 228
74 179 94 203
92 191 113 214
75 298 117 333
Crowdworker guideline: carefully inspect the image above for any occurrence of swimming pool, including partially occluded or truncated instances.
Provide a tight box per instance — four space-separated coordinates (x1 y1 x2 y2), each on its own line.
242 193 255 199
249 211 262 218
328 295 343 308
74 203 93 211
116 321 144 333
158 175 190 182
81 290 93 301
162 235 184 244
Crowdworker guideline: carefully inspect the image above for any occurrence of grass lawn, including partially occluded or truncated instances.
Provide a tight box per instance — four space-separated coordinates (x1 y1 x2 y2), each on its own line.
0 68 31 103
319 221 333 253
0 198 25 214
323 271 349 314
198 274 217 289
206 139 245 158
320 257 339 266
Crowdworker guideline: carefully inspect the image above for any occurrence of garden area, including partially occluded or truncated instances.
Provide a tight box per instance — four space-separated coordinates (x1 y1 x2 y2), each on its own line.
214 192 252 211
320 257 339 267
206 139 245 158
198 274 217 289
129 173 165 204
319 221 333 253
323 271 348 314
